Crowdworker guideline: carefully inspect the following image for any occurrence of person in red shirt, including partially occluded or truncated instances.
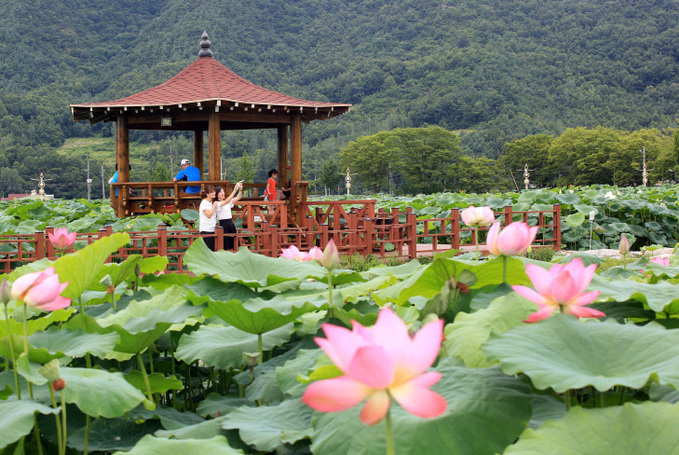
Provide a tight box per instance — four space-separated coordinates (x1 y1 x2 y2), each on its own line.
264 169 278 201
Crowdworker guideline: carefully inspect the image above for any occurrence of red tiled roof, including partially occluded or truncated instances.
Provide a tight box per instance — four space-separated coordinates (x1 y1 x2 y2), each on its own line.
72 57 350 110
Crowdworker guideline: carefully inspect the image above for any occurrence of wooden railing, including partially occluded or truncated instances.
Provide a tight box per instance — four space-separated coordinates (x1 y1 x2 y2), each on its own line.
110 180 272 217
0 204 561 273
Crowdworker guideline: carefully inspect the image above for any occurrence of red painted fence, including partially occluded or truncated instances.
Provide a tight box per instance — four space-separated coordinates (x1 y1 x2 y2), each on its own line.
0 203 561 274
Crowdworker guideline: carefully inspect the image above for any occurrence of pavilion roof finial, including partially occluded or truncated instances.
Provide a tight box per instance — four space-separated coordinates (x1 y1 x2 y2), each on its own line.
198 31 212 58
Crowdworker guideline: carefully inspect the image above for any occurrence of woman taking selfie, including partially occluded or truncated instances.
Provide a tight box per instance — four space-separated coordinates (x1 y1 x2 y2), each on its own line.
216 182 243 251
198 185 218 251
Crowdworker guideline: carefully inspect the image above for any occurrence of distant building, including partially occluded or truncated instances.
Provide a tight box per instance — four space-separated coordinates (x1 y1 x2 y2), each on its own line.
0 193 32 202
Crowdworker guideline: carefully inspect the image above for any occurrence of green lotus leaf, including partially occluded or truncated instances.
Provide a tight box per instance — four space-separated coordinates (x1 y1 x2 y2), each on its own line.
187 277 260 305
196 394 253 419
589 274 679 312
207 293 329 335
175 323 294 370
124 371 183 395
60 367 148 418
565 212 585 227
484 315 679 393
310 360 532 455
573 203 598 215
276 348 324 398
0 399 60 448
531 203 556 212
504 402 679 455
555 193 581 205
622 199 648 211
53 232 131 299
373 256 530 306
66 417 164 453
137 255 169 274
359 259 423 280
155 415 230 440
0 307 73 338
184 240 330 286
96 286 201 334
113 435 241 455
604 222 631 234
221 399 312 452
443 293 537 368
90 255 144 290
28 326 119 359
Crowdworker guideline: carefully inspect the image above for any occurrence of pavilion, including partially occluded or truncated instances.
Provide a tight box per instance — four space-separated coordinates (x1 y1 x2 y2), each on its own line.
70 32 351 221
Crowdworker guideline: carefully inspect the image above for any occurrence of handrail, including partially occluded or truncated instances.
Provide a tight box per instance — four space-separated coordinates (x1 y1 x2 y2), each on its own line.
0 204 561 273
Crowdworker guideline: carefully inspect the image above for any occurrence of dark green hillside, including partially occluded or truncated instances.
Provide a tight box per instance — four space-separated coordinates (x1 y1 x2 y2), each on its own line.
1 0 679 197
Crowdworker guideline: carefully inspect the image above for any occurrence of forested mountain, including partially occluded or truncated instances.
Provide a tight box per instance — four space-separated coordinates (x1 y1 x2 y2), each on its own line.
1 0 679 197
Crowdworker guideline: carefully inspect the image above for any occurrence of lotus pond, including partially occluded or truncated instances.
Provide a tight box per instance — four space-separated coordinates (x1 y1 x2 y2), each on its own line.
2 225 679 454
3 183 679 252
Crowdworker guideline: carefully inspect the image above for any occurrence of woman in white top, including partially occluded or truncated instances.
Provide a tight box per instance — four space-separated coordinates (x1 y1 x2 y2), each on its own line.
198 185 218 251
216 182 243 251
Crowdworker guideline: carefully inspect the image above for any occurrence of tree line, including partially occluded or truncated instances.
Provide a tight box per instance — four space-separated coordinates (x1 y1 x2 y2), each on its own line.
337 126 679 195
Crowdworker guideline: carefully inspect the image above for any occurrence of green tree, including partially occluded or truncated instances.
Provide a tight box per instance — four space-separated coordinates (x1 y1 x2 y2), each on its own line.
319 160 342 194
452 156 510 194
396 126 461 194
499 134 554 188
339 131 402 193
609 129 663 186
0 167 26 197
150 163 171 182
548 127 620 186
236 151 255 183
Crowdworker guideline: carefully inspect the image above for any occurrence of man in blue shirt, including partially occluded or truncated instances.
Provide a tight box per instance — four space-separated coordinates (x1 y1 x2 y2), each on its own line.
173 159 201 193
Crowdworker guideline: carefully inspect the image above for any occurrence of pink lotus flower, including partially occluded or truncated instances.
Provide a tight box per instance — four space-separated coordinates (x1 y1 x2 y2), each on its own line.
48 228 76 251
308 246 324 262
321 239 339 270
280 245 312 261
461 206 495 227
486 221 538 256
302 308 446 425
10 267 71 311
650 257 669 266
280 243 336 265
512 258 603 323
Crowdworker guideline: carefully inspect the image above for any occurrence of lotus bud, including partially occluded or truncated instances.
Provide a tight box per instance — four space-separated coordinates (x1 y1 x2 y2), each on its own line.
321 239 340 271
589 211 596 222
0 278 10 304
619 234 630 255
243 352 260 367
39 359 62 383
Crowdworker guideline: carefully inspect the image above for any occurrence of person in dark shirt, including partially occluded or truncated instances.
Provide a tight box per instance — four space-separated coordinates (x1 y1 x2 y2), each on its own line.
173 159 201 193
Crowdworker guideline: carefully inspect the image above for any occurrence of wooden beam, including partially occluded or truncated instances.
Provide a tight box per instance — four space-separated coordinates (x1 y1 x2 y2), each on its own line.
277 126 289 186
208 111 221 180
194 131 204 179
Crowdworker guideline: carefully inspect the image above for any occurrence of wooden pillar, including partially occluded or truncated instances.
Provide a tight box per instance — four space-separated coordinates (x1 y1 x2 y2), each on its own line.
116 115 130 182
194 130 204 180
290 113 303 225
208 111 221 180
115 115 129 217
290 112 302 187
277 126 289 186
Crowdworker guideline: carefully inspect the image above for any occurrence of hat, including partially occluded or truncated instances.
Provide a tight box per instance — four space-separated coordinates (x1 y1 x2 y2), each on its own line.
181 159 190 165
